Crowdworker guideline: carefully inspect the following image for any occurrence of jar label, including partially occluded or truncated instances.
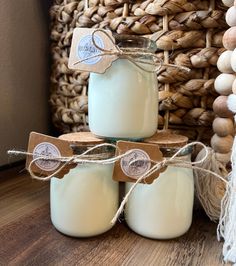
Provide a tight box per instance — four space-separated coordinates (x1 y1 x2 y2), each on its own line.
68 28 118 73
25 132 76 179
121 149 151 179
113 141 166 184
76 34 104 65
33 142 61 171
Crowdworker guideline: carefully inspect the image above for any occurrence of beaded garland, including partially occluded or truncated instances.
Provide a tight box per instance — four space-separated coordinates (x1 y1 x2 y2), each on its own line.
194 0 236 223
212 0 236 155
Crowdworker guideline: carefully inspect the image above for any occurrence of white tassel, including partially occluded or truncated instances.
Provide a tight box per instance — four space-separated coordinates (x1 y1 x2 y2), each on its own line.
217 101 236 264
217 172 236 263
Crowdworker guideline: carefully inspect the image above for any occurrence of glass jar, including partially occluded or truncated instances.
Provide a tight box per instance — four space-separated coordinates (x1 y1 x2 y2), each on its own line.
124 133 194 239
50 132 118 237
88 35 158 140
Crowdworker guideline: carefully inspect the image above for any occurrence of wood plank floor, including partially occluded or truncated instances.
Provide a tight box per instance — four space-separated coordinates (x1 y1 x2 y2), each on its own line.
0 165 228 266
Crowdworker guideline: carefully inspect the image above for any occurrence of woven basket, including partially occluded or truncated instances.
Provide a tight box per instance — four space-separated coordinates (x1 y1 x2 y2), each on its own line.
50 0 228 144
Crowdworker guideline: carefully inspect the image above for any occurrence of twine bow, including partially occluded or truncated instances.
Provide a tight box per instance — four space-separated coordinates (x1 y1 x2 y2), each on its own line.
74 29 190 73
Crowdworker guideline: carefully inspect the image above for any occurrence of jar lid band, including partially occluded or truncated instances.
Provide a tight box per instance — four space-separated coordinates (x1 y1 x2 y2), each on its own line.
70 144 115 159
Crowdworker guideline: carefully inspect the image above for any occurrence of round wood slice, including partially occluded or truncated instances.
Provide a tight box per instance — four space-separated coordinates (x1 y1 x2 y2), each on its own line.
59 132 105 145
144 130 188 148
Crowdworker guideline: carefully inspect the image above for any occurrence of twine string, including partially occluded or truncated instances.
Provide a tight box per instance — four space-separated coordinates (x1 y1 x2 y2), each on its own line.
74 29 190 73
8 143 120 181
8 142 228 185
8 140 228 186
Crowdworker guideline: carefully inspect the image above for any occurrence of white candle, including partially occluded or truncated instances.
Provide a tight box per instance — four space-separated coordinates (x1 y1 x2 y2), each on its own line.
125 153 194 239
51 163 118 237
88 58 158 140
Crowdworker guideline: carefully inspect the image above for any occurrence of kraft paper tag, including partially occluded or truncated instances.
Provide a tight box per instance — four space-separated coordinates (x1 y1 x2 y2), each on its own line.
113 141 166 184
68 28 118 73
26 132 76 178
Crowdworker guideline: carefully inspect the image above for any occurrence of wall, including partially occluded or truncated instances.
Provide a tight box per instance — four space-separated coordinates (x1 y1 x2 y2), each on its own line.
0 0 51 166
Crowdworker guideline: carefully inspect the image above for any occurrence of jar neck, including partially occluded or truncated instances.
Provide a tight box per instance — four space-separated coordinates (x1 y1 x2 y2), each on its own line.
160 146 192 158
70 144 115 159
114 34 157 54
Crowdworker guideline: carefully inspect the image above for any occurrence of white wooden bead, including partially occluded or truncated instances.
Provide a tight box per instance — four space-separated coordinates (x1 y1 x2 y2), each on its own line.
217 50 234 73
231 48 236 71
212 117 235 137
226 6 236 26
214 73 235 95
213 96 234 117
211 134 233 154
222 0 234 7
223 27 236 50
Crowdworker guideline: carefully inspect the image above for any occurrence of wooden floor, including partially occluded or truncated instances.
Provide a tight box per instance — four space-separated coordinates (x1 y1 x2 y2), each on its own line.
0 165 228 266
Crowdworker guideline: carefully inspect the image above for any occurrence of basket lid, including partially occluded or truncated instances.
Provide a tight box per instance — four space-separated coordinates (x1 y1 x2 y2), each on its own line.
144 131 188 148
59 132 105 145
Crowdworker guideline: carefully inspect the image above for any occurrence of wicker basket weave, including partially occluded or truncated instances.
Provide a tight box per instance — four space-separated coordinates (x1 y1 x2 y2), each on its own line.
50 0 228 142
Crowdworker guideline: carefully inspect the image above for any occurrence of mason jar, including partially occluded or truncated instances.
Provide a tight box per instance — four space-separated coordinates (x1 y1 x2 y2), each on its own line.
88 35 158 140
50 132 118 237
124 133 194 239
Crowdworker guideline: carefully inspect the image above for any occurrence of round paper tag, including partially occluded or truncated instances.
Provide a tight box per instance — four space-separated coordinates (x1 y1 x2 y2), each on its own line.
121 149 151 179
33 142 61 171
77 35 104 65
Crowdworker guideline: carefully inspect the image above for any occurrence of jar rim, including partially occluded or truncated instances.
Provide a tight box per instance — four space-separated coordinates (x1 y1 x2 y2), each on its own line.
71 145 115 158
160 146 192 157
114 34 157 53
